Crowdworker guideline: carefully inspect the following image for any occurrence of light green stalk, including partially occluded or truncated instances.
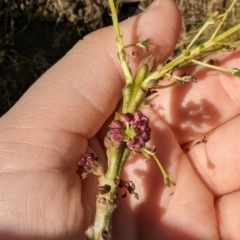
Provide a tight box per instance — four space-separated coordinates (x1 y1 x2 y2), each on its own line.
107 0 133 85
141 22 240 89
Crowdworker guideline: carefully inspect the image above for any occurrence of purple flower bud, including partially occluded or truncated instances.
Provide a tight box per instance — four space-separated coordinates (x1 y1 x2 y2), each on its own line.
86 153 96 165
110 128 121 134
133 111 143 122
78 159 86 167
79 153 96 167
139 122 148 131
85 153 95 159
132 121 140 129
108 111 151 150
137 136 145 146
133 127 140 136
109 128 124 141
111 132 124 142
119 113 134 123
109 120 124 129
141 131 150 142
140 115 149 123
127 139 137 149
127 136 144 149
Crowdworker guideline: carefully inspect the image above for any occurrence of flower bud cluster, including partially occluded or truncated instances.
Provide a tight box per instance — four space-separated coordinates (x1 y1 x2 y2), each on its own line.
78 153 97 169
108 111 151 150
78 153 104 179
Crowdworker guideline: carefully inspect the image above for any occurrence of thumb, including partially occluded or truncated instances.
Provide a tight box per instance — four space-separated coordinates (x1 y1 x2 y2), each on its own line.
0 0 181 170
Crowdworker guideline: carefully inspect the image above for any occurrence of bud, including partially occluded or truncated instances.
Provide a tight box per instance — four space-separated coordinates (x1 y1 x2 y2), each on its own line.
133 111 143 122
119 113 133 123
232 68 240 77
139 55 156 72
78 153 96 167
109 120 123 129
108 111 151 150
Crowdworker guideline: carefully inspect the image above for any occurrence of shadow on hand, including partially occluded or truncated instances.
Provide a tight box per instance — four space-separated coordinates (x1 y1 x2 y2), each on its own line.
170 81 221 144
112 121 202 239
111 58 239 239
167 50 240 144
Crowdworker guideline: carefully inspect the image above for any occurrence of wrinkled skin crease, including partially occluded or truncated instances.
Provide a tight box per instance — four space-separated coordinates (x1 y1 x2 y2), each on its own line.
0 0 240 239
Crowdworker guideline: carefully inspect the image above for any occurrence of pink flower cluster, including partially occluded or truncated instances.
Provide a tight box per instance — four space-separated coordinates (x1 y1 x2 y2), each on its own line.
109 111 151 150
78 153 97 170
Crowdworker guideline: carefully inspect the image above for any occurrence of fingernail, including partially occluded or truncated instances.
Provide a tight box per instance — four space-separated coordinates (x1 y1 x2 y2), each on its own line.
143 0 159 12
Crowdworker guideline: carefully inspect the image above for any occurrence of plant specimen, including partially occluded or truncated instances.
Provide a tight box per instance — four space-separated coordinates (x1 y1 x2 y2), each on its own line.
78 0 240 239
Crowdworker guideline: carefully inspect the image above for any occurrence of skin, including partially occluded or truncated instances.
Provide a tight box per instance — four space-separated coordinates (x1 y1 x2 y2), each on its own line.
0 0 240 239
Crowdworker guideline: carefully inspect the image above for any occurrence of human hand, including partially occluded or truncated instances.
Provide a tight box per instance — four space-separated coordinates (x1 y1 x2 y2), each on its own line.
0 0 240 239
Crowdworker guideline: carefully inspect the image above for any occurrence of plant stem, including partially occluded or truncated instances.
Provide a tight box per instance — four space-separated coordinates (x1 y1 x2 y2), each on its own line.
85 144 130 240
85 1 142 238
190 59 233 73
107 0 133 85
141 21 240 89
210 0 237 40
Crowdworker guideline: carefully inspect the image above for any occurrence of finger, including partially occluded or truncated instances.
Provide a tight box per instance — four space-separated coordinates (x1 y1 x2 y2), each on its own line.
151 50 240 144
184 114 240 196
0 0 181 171
216 190 240 240
0 172 84 239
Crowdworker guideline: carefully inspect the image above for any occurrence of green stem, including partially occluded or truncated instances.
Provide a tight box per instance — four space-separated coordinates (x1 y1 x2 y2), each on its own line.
210 0 237 40
85 144 130 240
85 1 136 237
116 146 130 176
154 82 177 89
185 17 214 53
213 22 240 42
142 148 174 189
141 22 240 89
108 0 133 85
152 154 169 180
190 59 233 73
85 198 117 240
